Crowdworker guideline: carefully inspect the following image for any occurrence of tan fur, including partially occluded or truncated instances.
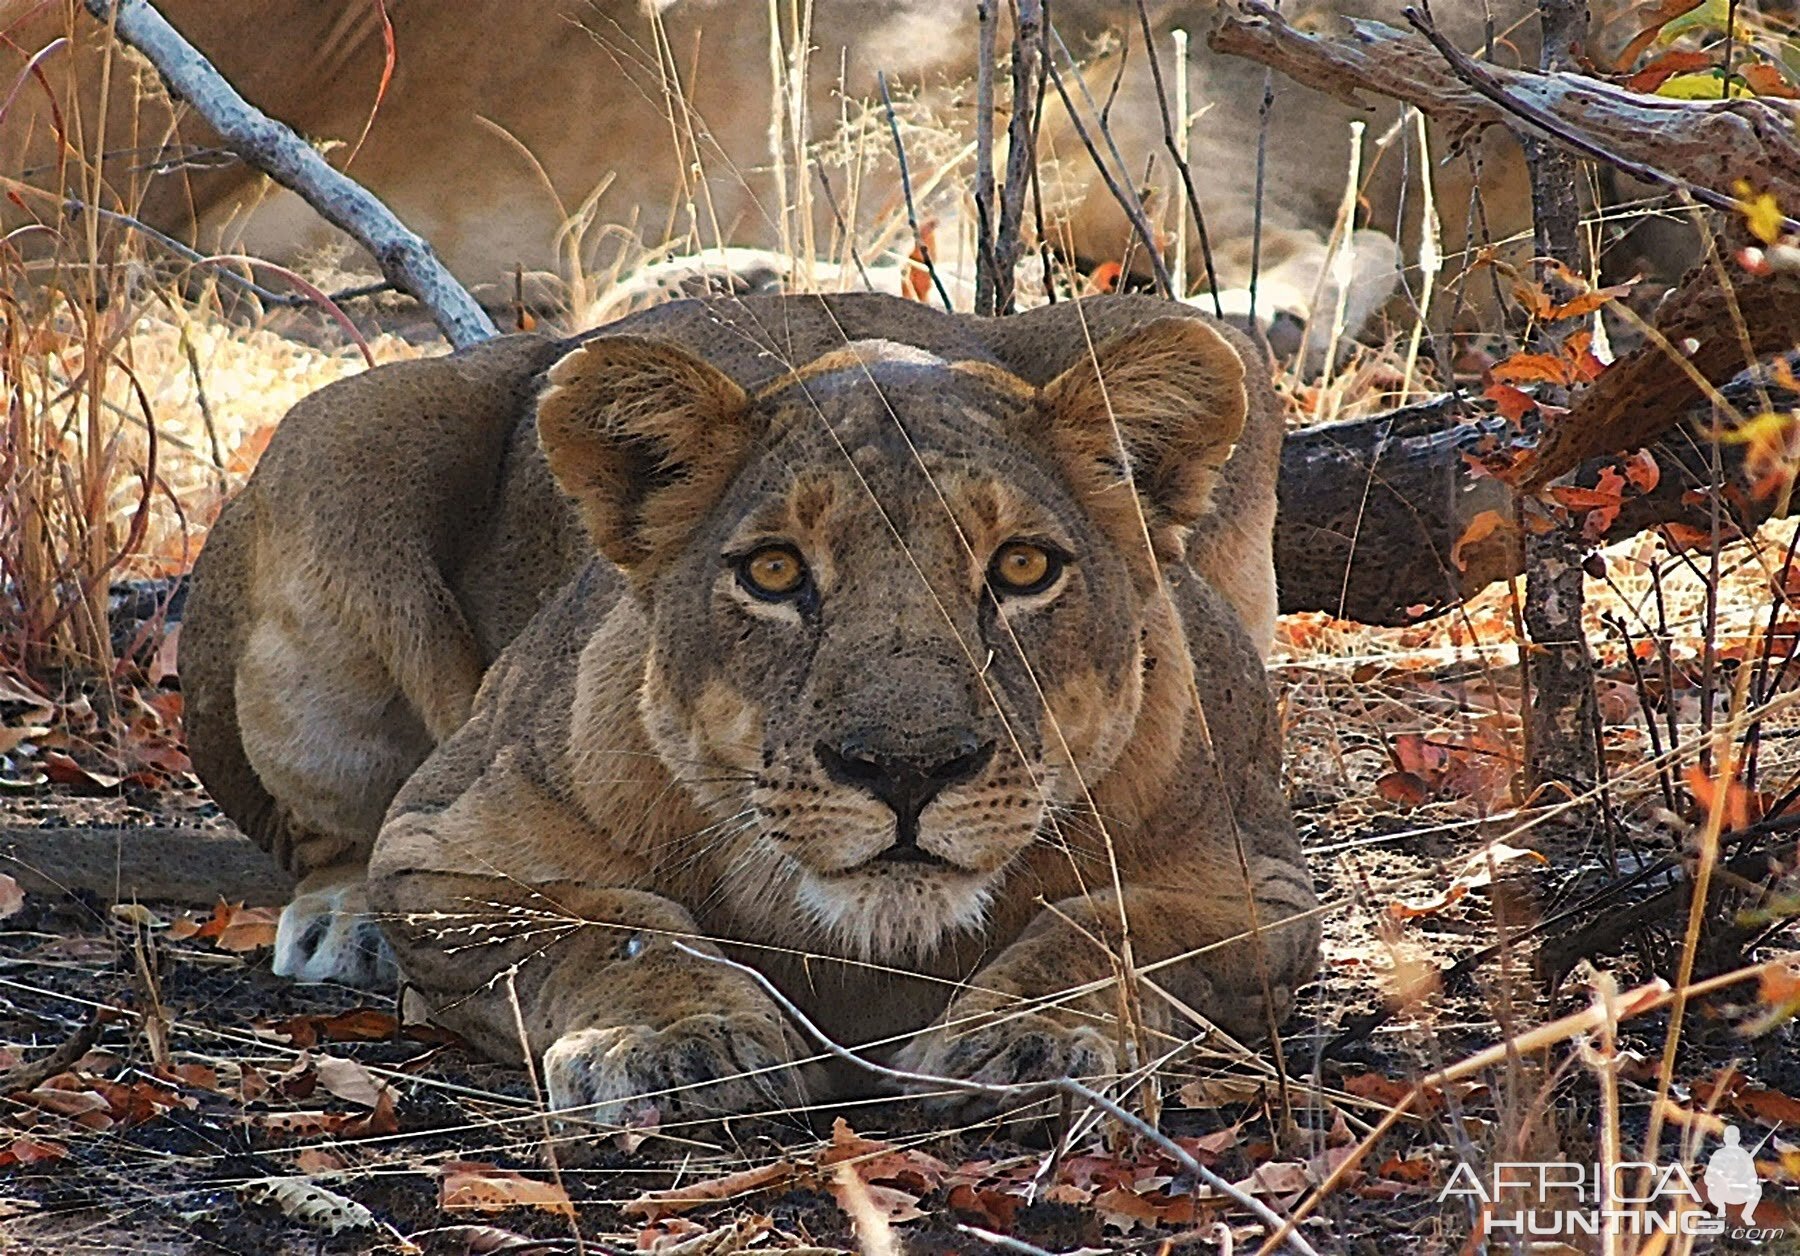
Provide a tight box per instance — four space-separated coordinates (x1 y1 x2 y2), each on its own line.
185 293 1312 1131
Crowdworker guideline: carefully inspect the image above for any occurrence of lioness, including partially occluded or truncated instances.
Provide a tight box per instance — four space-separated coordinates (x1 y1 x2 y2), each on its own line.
183 293 1317 1120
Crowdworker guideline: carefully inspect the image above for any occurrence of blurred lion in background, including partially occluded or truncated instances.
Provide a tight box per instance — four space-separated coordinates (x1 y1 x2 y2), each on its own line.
4 0 1581 341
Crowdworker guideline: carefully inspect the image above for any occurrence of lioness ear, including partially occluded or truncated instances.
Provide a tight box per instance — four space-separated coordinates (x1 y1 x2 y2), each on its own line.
536 336 755 575
1037 317 1248 552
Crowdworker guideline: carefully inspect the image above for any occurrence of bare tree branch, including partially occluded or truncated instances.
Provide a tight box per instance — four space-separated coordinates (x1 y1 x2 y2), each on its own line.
1209 0 1800 226
995 0 1046 315
81 0 496 348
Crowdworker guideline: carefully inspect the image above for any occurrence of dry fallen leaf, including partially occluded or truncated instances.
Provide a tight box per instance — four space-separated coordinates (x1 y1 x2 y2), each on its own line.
0 874 23 921
623 1160 800 1222
439 1162 576 1219
313 1054 391 1110
239 1176 378 1236
0 1136 67 1167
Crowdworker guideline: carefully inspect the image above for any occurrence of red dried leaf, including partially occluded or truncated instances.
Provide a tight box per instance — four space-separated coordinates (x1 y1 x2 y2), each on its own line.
1485 382 1539 422
1624 47 1713 92
1375 770 1432 808
0 1136 68 1167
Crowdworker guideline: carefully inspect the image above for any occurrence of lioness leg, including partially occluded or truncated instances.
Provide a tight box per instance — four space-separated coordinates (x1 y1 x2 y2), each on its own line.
371 870 808 1132
897 859 1319 1106
235 585 436 986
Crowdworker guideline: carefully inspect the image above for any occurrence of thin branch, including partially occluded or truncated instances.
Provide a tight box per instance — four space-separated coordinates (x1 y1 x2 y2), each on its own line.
1044 50 1173 297
81 0 496 347
877 70 955 313
1134 0 1222 315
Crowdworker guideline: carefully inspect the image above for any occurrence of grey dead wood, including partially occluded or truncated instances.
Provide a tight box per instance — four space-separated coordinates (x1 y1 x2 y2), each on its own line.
81 0 496 348
3 826 290 905
1209 0 1800 481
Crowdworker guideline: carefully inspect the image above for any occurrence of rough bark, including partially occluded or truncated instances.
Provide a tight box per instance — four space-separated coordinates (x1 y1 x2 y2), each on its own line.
1527 252 1800 486
3 826 290 905
82 0 496 348
1519 0 1599 792
1273 375 1786 625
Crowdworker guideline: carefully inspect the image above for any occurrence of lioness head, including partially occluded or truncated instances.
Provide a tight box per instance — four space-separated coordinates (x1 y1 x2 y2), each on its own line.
535 319 1247 959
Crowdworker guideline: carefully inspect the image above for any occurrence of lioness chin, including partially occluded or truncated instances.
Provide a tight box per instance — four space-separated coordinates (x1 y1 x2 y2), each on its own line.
184 294 1317 1137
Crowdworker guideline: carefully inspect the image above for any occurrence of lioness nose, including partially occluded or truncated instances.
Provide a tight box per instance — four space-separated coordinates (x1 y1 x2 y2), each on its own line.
815 731 995 854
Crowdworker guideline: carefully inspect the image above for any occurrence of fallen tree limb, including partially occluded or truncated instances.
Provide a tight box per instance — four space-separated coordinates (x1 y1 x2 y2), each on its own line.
1525 252 1800 486
1211 0 1800 486
2 826 289 905
81 0 495 348
1209 1 1800 218
1275 367 1791 624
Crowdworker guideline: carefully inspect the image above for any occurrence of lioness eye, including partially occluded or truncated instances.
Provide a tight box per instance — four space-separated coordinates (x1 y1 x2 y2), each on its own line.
738 545 808 600
988 541 1062 596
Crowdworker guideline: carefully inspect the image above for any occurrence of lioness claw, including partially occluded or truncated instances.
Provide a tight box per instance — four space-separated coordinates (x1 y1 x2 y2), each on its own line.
898 1013 1118 1113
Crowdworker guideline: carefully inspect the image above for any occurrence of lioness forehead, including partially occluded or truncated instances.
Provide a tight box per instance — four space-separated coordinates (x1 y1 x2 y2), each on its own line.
725 351 1079 556
756 338 1034 418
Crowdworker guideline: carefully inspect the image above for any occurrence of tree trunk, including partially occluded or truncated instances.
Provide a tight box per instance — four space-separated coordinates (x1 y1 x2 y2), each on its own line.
1520 0 1599 793
1272 373 1784 625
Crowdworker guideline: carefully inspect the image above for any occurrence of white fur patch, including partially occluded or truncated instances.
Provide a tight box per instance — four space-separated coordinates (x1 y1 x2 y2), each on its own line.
274 877 396 989
793 868 994 962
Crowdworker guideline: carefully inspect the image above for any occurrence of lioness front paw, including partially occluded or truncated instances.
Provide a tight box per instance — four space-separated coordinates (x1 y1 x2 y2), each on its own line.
543 1012 804 1136
273 873 396 989
897 1011 1118 1115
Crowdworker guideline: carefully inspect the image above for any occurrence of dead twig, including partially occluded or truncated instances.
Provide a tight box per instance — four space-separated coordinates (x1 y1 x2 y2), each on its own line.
1044 31 1175 297
0 1010 104 1095
877 71 954 314
80 0 495 347
1134 0 1222 314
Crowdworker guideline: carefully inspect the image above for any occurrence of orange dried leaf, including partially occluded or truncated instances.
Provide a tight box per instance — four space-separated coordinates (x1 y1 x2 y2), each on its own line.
622 1160 799 1221
1451 510 1512 572
1685 762 1755 830
1623 448 1661 493
439 1162 576 1219
1491 351 1572 386
1485 382 1538 422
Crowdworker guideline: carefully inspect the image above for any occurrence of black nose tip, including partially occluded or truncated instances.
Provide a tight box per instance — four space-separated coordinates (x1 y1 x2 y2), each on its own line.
815 731 995 854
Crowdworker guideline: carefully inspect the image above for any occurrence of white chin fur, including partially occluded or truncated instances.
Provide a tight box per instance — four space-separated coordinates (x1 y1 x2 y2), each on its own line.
794 867 994 961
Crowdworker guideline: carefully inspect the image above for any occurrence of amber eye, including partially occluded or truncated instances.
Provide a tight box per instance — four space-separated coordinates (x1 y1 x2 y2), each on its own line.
988 541 1063 597
738 545 809 600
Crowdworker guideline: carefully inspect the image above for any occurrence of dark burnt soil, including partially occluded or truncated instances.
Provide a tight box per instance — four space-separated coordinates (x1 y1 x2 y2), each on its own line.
1 784 1797 1254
